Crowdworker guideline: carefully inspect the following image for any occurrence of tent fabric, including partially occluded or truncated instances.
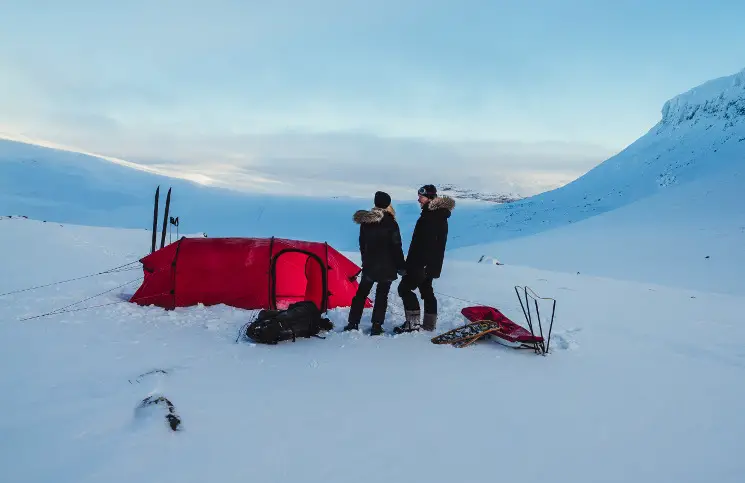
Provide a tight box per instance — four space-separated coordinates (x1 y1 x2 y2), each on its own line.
129 237 370 312
460 306 544 343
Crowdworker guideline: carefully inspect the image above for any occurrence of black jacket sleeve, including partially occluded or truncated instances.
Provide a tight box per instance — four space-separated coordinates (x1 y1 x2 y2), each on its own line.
426 218 448 278
359 226 366 260
391 222 406 271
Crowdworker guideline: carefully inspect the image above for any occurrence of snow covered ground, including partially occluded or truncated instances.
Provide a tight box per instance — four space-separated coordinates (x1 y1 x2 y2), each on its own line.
2 217 745 483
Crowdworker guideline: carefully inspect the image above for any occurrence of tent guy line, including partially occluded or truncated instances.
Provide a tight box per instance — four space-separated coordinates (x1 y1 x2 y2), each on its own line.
19 277 146 321
0 260 141 298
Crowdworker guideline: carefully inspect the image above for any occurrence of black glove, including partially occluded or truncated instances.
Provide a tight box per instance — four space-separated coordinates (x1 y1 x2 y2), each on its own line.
397 269 407 277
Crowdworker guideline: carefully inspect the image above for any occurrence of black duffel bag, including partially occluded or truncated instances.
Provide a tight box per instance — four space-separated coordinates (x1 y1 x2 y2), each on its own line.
245 301 334 344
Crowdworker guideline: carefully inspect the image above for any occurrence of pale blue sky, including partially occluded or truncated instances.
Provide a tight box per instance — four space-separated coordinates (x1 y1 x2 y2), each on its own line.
1 0 744 196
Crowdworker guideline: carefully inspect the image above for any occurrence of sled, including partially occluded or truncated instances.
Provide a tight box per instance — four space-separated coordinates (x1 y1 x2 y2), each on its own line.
459 286 556 355
460 306 545 353
431 320 502 348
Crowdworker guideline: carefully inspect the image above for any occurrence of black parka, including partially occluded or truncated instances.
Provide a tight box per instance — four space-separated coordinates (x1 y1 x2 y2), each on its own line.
353 207 406 282
405 195 455 279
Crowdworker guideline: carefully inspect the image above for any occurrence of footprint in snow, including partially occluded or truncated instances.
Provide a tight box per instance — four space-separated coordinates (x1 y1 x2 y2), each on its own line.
550 328 582 351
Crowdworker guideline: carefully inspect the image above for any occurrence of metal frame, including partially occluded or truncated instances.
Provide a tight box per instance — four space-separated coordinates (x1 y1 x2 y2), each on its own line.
514 285 556 356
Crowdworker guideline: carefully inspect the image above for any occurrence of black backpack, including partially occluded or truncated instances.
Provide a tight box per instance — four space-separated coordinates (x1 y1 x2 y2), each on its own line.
245 301 334 344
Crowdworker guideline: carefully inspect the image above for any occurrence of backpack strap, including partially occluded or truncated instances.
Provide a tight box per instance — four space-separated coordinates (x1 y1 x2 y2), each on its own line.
276 320 296 343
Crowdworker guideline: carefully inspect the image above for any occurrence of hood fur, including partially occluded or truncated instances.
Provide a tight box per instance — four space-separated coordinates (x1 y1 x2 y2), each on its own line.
353 207 390 224
427 195 456 212
353 205 397 224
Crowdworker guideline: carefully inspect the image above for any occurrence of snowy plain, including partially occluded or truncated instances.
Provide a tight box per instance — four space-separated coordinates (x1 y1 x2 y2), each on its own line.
2 217 744 483
1 66 745 483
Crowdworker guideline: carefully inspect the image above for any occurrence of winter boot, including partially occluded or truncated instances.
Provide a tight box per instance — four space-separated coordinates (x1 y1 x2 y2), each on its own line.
370 321 384 336
422 313 437 331
343 321 360 332
393 310 421 334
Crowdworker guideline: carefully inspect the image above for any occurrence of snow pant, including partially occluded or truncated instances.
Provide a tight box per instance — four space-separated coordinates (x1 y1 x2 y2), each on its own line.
348 274 393 325
397 269 437 315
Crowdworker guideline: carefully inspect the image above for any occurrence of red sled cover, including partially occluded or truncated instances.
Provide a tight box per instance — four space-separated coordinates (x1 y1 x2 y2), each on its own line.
460 306 543 344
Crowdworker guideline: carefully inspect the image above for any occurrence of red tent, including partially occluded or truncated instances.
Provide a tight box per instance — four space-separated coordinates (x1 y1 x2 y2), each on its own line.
129 236 370 312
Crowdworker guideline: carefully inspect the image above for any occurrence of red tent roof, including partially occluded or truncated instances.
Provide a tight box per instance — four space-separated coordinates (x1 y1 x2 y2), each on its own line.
129 236 370 312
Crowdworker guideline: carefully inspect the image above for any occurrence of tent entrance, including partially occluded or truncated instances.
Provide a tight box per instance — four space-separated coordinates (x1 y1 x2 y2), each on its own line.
270 249 328 312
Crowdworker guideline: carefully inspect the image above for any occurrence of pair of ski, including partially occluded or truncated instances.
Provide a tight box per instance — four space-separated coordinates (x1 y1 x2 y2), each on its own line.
431 320 502 348
151 186 178 253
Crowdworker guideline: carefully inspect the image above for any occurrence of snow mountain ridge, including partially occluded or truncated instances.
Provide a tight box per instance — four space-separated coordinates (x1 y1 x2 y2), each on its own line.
448 66 745 248
661 66 745 131
449 67 745 295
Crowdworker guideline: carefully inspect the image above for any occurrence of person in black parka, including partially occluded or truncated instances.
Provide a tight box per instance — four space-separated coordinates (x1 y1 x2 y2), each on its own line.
344 191 406 335
394 184 455 333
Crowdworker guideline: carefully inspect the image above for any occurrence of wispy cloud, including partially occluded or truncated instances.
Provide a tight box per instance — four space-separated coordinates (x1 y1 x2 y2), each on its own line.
0 127 609 198
1 1 744 198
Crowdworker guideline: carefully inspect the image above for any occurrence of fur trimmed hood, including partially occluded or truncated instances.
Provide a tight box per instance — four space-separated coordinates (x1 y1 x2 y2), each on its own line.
426 195 456 212
353 206 396 224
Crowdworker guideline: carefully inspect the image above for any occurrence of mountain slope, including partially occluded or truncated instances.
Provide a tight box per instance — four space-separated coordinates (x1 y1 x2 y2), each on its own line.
0 138 358 240
448 67 745 295
447 67 745 249
0 139 494 252
0 138 495 253
451 158 745 295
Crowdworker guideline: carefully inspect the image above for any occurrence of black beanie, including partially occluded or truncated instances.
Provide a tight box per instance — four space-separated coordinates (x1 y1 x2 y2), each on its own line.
419 184 437 199
374 191 391 208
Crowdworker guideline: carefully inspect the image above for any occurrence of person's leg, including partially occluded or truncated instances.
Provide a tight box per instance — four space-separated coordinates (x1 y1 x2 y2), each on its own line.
397 272 420 312
419 275 438 331
345 275 374 331
370 280 392 335
395 271 423 333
